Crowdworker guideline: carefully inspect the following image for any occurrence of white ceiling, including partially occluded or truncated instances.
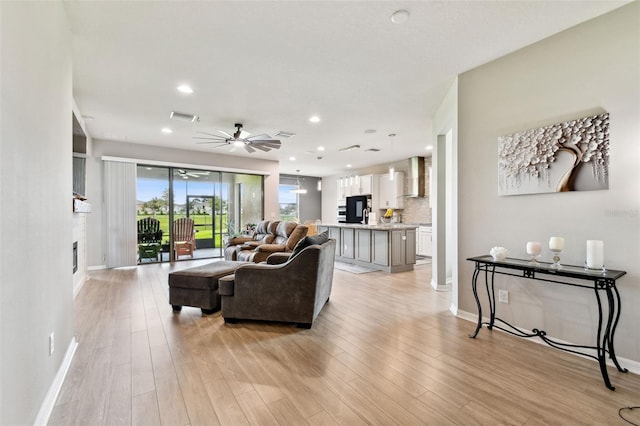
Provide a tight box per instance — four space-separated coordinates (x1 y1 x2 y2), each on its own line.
64 0 627 177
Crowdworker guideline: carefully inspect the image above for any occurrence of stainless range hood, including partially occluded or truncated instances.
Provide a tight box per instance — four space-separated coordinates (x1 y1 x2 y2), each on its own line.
407 156 425 197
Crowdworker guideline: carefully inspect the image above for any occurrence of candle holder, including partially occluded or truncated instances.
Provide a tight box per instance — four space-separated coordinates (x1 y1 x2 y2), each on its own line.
526 242 542 265
584 260 607 274
550 249 562 269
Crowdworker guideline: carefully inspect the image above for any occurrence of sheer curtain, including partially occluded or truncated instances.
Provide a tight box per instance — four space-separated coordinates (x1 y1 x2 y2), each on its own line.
104 160 137 267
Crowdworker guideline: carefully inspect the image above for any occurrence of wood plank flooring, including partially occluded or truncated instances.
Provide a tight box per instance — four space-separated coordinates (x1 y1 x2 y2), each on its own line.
49 261 640 425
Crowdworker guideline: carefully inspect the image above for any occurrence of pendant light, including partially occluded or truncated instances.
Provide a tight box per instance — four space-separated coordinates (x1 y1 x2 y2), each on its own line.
290 170 307 194
388 133 396 180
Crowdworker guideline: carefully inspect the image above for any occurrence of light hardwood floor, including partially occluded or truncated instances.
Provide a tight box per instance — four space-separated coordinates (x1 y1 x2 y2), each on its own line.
49 261 640 425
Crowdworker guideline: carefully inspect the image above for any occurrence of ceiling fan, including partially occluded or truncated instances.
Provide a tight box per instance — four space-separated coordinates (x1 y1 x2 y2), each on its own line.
194 123 282 153
177 169 210 179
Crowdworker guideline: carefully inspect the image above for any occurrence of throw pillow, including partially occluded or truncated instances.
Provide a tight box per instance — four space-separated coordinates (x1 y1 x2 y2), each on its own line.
291 230 329 258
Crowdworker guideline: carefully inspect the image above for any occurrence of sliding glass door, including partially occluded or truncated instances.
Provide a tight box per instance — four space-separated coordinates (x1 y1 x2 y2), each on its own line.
136 165 263 263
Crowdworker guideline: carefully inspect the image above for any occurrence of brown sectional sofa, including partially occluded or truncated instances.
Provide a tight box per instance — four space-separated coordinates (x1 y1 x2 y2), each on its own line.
218 238 336 328
226 221 308 263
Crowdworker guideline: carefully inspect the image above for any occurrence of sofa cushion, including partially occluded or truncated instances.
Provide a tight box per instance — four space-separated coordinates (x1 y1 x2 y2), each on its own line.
285 224 308 251
273 221 297 245
291 230 329 258
255 220 269 235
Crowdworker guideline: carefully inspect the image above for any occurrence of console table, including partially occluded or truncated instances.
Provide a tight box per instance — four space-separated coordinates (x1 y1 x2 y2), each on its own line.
467 255 627 390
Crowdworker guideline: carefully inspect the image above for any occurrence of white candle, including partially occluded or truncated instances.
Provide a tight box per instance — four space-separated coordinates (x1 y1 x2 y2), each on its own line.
586 240 604 269
526 242 542 256
549 237 565 251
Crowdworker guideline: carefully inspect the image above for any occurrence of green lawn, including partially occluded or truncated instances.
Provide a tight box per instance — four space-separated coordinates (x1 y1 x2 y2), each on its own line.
137 213 228 243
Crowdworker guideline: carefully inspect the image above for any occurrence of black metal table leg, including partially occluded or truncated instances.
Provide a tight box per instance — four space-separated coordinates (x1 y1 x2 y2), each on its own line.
470 264 482 338
606 282 628 373
488 265 496 329
594 287 614 390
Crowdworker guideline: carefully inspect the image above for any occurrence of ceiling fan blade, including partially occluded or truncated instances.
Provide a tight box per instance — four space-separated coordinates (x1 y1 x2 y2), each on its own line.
194 137 227 142
254 140 281 149
205 143 231 149
215 129 234 139
195 131 226 138
246 134 271 141
195 140 228 145
244 144 256 153
250 144 271 152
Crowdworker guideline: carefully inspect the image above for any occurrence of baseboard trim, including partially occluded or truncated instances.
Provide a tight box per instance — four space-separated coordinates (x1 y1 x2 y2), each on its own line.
456 309 640 375
88 264 107 271
33 338 78 426
431 278 449 291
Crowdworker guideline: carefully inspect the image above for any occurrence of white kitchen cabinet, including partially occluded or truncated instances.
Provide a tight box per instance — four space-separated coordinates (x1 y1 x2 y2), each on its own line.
377 172 404 209
417 226 432 257
337 174 374 203
356 174 373 195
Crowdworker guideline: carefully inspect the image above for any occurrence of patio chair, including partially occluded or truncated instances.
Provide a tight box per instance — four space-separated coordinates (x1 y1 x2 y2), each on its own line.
173 217 196 258
137 217 163 261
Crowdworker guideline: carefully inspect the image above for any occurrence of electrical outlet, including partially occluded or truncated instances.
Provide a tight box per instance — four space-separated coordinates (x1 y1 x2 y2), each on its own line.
498 289 509 304
49 333 55 356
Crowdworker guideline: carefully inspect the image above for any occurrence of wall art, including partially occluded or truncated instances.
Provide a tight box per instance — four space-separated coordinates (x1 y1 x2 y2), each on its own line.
498 112 609 196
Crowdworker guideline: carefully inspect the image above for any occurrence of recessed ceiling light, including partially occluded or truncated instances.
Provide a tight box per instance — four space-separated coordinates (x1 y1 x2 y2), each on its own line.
309 116 321 123
317 146 325 151
391 9 410 24
346 164 352 168
426 145 433 150
161 127 173 134
177 84 193 94
289 156 296 161
364 129 376 134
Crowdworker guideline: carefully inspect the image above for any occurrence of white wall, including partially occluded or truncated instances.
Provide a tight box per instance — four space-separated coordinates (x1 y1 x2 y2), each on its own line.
0 2 75 423
86 140 280 267
457 3 640 362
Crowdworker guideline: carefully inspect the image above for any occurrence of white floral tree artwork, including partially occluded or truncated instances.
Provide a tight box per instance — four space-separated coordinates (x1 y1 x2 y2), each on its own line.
498 112 609 196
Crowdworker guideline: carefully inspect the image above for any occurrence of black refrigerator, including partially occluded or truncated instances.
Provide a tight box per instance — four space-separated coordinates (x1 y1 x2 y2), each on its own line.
346 195 371 224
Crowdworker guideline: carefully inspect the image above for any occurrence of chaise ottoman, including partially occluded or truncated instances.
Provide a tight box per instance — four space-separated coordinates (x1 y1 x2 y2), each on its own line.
168 261 248 314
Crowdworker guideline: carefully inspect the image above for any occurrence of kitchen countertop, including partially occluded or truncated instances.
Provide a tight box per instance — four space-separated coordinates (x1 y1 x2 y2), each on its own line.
318 223 418 230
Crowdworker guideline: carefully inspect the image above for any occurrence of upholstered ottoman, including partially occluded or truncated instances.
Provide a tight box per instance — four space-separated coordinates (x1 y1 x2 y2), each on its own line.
168 261 248 314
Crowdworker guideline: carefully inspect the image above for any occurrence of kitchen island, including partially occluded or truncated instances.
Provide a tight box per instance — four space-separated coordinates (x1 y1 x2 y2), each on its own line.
317 223 417 273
